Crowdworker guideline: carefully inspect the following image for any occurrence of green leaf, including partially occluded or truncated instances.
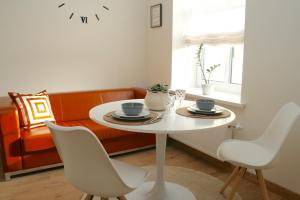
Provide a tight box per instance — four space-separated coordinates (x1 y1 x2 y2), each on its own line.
147 83 169 93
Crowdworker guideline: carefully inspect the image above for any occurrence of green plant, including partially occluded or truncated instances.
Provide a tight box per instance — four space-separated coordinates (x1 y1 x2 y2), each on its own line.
195 43 221 84
147 83 168 93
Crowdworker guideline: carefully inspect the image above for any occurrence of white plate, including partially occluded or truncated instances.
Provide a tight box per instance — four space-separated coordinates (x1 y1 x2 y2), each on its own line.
112 110 151 120
187 104 224 114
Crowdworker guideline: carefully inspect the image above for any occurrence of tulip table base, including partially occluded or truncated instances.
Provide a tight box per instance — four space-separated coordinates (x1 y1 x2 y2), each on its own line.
126 134 196 200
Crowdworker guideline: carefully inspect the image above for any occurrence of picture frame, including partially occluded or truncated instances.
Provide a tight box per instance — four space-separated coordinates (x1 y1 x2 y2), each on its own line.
151 4 162 28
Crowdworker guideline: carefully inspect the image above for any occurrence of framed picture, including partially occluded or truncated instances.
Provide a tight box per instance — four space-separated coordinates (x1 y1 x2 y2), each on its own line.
151 4 162 28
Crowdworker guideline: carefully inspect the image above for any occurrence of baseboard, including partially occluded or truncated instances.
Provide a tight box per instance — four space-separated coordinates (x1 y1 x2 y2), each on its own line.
3 163 64 181
168 137 232 170
243 171 300 200
169 137 300 200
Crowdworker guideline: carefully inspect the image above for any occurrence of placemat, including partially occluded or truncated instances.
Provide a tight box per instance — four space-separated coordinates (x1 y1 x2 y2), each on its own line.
103 111 160 126
176 107 231 119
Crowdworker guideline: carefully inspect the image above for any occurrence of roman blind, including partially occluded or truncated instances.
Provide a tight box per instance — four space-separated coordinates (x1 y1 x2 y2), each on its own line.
184 0 246 45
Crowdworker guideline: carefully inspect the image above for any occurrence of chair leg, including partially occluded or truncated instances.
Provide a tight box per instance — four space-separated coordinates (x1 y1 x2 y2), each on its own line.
220 166 241 194
255 169 270 200
118 196 127 200
226 167 247 200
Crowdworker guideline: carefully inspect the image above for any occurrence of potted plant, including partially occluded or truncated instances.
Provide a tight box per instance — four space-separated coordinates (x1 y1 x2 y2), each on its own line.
196 43 221 95
144 83 171 111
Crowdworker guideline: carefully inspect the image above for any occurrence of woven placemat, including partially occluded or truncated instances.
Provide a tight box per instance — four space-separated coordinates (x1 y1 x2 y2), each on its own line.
176 107 231 119
103 111 160 126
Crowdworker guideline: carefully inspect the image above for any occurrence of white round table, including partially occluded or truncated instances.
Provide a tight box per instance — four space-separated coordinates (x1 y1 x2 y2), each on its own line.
89 99 235 200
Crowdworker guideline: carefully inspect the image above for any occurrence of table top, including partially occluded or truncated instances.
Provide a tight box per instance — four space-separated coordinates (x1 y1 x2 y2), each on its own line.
89 99 235 134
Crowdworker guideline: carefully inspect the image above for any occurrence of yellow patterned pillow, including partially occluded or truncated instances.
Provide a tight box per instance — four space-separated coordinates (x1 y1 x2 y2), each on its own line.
8 90 55 129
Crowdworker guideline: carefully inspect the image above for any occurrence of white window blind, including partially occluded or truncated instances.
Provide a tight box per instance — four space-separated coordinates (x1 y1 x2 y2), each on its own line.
185 31 244 45
183 0 246 45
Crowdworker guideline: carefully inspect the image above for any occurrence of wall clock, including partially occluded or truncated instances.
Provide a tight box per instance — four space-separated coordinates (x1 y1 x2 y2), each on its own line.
58 1 110 24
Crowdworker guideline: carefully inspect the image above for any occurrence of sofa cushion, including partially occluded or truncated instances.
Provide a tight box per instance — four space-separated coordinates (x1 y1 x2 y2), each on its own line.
8 90 55 129
48 89 137 122
48 94 64 122
21 119 135 153
51 92 103 122
21 126 54 153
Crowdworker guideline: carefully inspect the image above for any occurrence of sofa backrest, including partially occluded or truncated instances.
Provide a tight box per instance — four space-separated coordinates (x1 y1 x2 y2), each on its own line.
49 91 102 122
49 88 139 122
0 88 145 127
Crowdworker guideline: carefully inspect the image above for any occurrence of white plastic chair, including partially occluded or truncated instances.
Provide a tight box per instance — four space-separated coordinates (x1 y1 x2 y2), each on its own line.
45 121 149 200
217 102 300 200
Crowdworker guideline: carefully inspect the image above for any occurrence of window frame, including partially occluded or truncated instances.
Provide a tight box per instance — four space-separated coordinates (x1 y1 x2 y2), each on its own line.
198 45 243 94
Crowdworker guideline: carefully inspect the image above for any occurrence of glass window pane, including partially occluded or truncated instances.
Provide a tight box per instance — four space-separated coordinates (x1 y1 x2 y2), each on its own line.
203 46 229 83
231 44 244 84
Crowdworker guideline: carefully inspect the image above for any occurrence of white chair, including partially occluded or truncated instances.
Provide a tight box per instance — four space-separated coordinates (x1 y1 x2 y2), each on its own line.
45 121 149 200
217 102 300 200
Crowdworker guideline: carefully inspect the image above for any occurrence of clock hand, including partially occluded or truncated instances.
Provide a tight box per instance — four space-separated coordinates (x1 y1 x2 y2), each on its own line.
58 3 65 8
95 14 100 21
69 13 74 20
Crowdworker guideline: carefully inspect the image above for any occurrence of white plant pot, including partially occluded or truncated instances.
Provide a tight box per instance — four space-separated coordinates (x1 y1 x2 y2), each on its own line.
144 91 170 111
201 84 215 95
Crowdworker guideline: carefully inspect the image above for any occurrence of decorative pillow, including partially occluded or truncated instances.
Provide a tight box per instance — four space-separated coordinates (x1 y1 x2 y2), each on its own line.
8 90 55 129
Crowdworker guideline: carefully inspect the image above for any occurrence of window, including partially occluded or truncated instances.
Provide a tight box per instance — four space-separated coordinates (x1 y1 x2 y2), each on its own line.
231 45 244 85
171 0 246 95
200 44 244 85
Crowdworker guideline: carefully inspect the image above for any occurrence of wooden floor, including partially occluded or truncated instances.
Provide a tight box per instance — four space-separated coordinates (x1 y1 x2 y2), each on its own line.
0 142 288 200
116 143 285 200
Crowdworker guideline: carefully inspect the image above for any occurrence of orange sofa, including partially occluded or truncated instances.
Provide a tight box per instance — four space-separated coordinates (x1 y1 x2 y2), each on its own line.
0 88 155 180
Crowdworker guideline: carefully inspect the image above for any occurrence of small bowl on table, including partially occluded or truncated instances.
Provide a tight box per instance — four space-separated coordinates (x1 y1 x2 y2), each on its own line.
121 102 144 116
196 99 215 111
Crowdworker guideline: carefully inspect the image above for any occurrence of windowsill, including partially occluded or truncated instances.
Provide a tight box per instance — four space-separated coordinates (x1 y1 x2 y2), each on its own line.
175 88 245 109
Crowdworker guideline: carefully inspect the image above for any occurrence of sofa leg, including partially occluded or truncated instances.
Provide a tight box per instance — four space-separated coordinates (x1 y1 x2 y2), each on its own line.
4 173 11 181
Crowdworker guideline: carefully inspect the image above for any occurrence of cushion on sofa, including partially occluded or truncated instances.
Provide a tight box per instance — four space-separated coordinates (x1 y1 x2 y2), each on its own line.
58 120 135 140
8 90 55 129
21 127 54 153
21 119 135 153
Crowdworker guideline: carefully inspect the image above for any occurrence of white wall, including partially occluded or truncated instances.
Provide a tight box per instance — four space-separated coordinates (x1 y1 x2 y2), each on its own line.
239 0 300 193
0 0 146 96
148 0 300 194
145 0 173 86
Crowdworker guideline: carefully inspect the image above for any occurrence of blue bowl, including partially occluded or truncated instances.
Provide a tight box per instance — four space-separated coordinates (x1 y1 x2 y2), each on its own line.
121 103 144 116
196 99 215 111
